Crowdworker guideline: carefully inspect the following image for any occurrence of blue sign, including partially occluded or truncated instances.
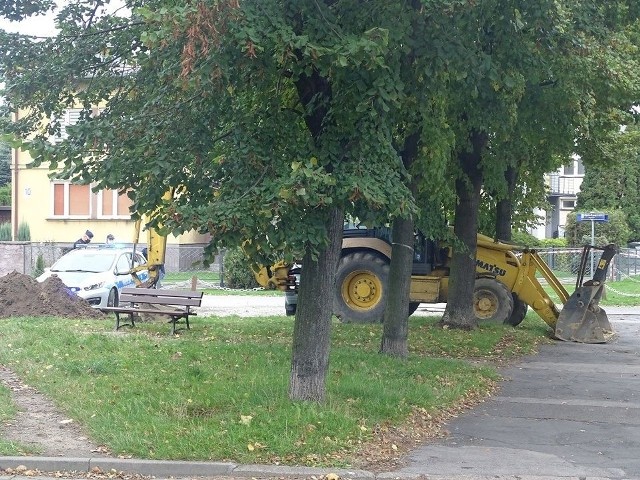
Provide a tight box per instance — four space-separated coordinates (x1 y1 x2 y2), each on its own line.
576 212 609 222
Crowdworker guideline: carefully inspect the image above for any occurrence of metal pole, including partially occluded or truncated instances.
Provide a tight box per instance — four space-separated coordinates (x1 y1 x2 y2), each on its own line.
590 219 595 276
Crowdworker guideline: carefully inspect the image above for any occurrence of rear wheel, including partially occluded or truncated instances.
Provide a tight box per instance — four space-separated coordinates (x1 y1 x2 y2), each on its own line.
334 252 390 323
285 298 297 316
408 302 420 316
505 294 528 326
473 278 513 324
107 288 119 307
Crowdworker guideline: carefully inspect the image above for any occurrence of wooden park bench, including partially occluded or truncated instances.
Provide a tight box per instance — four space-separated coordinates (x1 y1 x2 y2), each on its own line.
101 287 203 334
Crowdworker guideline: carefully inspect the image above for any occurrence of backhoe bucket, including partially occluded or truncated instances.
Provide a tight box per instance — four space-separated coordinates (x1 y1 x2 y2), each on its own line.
555 244 617 344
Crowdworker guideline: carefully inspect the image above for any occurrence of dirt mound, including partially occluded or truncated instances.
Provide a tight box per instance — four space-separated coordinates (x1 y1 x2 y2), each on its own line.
0 271 106 319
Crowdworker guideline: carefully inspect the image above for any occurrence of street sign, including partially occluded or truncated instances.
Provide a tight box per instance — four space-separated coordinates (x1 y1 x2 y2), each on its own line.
576 212 609 222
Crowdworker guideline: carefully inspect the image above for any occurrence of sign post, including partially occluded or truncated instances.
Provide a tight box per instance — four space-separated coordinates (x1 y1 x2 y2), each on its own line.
575 212 609 274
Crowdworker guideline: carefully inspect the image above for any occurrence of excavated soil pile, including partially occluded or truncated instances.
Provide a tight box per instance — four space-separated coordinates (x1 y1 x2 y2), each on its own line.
0 271 106 319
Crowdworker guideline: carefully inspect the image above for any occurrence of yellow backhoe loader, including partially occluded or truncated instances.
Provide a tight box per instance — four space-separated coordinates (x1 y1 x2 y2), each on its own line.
255 226 617 344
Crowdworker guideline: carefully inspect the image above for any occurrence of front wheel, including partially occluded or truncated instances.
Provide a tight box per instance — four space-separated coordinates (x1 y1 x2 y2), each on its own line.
505 294 528 326
473 278 513 324
333 252 390 323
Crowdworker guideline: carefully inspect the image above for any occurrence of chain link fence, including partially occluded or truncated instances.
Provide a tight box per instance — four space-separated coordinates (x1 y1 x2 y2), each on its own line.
5 242 640 291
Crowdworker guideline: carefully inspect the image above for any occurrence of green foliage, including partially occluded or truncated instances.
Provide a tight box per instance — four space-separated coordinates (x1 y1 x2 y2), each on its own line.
577 123 640 241
223 247 260 289
0 314 547 461
0 183 10 205
539 237 568 248
564 210 630 248
16 221 30 241
510 231 542 248
0 222 10 240
33 253 45 278
0 142 10 187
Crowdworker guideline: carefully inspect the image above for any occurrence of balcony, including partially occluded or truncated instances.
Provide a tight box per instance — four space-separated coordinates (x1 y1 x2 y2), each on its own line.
548 174 582 196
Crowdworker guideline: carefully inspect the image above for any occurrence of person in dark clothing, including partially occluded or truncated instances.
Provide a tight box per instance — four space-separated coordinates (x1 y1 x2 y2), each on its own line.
73 230 94 248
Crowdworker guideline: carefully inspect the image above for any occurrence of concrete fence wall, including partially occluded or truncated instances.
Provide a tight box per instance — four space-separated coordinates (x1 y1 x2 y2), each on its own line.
0 242 222 278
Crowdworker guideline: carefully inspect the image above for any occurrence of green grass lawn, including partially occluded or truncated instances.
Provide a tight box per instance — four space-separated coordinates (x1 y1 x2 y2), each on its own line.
543 276 640 306
0 312 551 465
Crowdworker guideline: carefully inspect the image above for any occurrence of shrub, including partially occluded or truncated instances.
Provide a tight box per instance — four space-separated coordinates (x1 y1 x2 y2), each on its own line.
223 247 260 289
0 222 10 241
511 230 542 248
33 254 45 278
17 221 30 241
565 210 630 247
0 184 10 206
539 237 568 248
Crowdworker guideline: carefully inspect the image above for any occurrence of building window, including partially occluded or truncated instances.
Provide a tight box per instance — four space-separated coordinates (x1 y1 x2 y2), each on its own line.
50 109 82 144
52 182 91 218
563 162 575 175
98 189 132 219
51 182 132 219
561 199 575 209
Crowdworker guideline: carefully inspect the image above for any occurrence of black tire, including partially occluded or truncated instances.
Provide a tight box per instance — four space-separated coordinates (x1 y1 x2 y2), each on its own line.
333 251 390 323
107 288 119 308
408 302 420 316
473 278 513 324
505 294 528 326
285 303 296 316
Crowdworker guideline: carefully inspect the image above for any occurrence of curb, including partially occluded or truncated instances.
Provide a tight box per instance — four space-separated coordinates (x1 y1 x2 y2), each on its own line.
0 457 374 480
0 457 620 480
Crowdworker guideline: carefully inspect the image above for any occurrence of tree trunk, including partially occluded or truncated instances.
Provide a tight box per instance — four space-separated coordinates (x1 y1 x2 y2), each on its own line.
380 216 413 358
289 207 343 402
380 131 419 358
440 129 486 330
495 165 518 242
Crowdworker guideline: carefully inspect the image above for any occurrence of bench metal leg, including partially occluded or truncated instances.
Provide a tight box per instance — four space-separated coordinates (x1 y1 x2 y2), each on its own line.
115 312 136 331
168 315 190 335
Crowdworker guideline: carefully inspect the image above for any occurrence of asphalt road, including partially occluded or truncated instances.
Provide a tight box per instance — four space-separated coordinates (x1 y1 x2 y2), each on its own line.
194 294 446 317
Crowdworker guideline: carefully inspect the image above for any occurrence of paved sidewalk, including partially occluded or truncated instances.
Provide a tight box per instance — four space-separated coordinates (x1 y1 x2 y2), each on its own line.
2 308 639 480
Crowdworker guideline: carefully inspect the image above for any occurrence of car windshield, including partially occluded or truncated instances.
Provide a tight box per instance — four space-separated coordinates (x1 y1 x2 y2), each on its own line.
51 251 118 273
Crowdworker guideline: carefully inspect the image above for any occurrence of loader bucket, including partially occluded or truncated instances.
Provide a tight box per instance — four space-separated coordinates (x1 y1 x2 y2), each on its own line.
555 244 617 343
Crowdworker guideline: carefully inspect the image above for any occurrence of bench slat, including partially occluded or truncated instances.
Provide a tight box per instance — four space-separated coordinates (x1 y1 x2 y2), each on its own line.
121 287 203 299
119 294 202 307
102 307 198 316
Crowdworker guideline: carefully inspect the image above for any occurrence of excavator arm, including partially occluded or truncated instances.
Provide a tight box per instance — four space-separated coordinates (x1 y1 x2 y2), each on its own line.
514 244 617 343
253 260 295 291
130 218 167 288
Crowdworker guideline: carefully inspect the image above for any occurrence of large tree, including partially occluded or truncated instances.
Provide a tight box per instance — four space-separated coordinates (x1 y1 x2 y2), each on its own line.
576 121 640 241
436 0 640 330
0 0 415 401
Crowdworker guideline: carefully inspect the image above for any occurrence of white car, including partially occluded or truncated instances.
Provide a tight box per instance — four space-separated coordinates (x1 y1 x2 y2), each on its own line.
37 246 149 308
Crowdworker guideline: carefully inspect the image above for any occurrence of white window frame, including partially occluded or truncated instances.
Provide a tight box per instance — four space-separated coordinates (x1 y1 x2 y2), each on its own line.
97 189 132 220
50 181 92 219
560 198 576 211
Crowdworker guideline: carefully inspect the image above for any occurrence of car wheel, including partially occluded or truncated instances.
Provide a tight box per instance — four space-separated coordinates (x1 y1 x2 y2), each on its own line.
408 302 420 316
107 288 119 307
